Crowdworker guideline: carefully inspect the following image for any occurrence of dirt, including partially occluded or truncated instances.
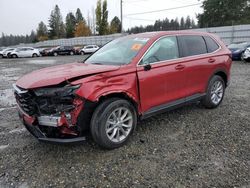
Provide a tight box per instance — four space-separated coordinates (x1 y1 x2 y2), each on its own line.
0 56 249 188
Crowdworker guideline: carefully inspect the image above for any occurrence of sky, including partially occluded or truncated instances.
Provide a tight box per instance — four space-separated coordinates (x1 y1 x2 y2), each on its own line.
0 0 203 35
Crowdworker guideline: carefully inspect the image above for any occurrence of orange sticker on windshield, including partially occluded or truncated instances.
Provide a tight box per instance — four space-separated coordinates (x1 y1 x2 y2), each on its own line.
131 43 143 51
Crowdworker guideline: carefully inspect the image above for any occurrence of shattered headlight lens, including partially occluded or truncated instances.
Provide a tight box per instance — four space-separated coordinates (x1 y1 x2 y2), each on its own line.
34 84 81 97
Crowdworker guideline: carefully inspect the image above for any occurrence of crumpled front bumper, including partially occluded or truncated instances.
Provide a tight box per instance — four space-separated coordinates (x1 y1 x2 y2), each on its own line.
17 105 86 144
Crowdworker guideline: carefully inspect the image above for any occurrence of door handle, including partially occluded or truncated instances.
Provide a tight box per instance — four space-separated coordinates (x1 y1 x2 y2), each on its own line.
175 64 185 70
208 58 216 63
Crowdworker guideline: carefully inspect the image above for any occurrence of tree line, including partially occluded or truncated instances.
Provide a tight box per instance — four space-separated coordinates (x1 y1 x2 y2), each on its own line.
1 0 250 47
0 0 121 46
128 16 197 34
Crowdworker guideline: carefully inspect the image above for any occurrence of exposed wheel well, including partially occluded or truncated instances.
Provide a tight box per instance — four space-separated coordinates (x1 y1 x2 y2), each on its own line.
98 93 138 113
214 71 228 87
77 93 139 132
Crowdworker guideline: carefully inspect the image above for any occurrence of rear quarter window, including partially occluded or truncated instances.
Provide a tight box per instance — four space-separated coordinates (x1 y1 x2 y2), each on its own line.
204 36 220 53
178 35 207 57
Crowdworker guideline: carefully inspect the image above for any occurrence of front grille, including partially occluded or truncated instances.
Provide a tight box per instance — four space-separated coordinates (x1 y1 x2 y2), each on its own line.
14 85 37 116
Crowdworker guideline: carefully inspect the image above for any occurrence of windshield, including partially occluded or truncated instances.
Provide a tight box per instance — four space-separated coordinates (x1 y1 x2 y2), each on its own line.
85 37 149 65
228 42 249 49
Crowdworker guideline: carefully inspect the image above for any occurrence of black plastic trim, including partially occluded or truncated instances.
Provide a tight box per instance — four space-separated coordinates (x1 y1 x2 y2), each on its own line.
38 137 86 144
140 93 206 120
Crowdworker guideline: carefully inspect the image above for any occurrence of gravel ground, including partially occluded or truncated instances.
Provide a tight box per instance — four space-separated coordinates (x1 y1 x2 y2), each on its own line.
0 56 249 188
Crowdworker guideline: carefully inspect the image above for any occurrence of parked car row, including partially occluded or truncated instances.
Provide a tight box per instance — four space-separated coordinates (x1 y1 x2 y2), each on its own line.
228 42 250 62
0 45 100 58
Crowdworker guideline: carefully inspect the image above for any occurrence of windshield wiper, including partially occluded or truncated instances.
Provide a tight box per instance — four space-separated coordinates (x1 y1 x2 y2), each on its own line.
91 62 103 65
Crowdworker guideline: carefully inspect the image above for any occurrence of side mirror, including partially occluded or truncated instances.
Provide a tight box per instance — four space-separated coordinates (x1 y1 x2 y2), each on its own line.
144 63 151 71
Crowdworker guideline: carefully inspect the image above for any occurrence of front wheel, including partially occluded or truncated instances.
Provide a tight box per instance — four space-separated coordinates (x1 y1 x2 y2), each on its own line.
80 51 85 55
53 52 58 56
70 51 74 55
202 75 225 109
90 98 137 149
32 53 38 57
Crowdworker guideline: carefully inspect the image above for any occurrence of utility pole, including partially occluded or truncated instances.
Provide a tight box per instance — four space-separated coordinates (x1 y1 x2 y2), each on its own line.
120 0 123 33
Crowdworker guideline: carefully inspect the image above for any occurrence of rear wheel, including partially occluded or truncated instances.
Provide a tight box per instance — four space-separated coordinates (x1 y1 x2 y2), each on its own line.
80 51 85 55
90 98 137 149
0 54 3 58
202 75 225 109
70 51 74 55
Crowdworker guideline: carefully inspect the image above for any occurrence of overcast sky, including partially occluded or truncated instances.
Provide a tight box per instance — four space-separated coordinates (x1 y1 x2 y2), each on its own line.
0 0 203 35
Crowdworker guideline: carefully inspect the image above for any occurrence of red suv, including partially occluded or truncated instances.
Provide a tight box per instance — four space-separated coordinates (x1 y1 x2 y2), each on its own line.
13 31 232 149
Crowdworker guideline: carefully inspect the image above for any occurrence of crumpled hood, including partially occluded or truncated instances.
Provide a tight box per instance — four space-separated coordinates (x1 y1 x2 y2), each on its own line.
16 62 120 89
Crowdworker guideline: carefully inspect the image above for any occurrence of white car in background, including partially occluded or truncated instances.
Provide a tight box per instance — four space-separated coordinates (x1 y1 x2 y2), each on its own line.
242 47 250 62
80 45 99 55
0 48 15 58
10 47 40 58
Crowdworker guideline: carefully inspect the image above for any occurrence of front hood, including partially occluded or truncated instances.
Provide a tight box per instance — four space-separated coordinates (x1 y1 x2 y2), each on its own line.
16 62 120 89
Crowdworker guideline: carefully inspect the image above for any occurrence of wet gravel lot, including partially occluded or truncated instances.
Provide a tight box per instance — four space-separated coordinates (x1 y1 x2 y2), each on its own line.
0 56 249 188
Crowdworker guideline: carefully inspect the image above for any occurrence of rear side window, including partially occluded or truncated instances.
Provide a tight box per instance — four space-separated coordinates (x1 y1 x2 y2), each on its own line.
178 35 207 57
204 36 220 53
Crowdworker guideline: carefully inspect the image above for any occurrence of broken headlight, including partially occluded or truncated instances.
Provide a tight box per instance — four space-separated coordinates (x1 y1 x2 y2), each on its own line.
34 84 81 97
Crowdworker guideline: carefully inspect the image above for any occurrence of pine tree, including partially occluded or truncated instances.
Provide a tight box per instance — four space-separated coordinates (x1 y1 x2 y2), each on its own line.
76 8 85 23
65 12 76 38
48 5 65 39
197 0 250 27
110 16 121 34
37 21 48 41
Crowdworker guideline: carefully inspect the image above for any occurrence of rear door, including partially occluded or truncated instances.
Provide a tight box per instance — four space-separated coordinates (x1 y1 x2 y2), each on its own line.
137 36 187 113
177 35 220 96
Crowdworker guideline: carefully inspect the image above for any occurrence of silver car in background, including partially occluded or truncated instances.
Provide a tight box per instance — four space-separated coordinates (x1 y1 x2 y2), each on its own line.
10 47 40 58
0 48 15 58
80 45 99 55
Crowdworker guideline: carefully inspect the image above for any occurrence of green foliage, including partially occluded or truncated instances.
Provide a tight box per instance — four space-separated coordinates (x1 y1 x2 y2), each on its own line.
48 5 65 39
76 8 86 24
197 0 250 27
110 16 121 34
95 0 109 35
65 12 76 38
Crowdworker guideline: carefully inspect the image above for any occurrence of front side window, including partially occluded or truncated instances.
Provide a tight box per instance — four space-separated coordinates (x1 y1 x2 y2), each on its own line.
85 37 149 65
141 36 179 65
178 35 207 57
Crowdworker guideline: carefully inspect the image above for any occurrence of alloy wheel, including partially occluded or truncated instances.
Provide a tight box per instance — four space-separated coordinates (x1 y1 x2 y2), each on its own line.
105 107 133 143
210 80 224 105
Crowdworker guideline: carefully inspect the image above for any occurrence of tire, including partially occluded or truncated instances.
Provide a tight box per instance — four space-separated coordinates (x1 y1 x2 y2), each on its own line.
90 98 137 149
70 51 74 55
53 52 58 56
80 51 85 55
7 53 11 58
32 53 38 57
12 54 18 58
0 54 3 58
202 75 225 109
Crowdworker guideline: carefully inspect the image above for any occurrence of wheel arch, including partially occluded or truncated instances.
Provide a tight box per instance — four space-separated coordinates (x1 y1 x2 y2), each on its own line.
97 92 139 114
213 69 228 87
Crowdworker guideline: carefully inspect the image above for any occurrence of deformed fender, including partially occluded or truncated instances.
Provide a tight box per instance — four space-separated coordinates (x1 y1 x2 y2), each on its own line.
73 70 141 111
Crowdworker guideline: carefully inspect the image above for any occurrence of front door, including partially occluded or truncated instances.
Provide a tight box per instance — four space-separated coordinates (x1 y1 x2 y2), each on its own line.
137 36 187 113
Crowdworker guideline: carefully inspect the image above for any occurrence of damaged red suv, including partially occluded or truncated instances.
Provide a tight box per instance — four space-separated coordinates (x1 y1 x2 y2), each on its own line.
13 31 232 149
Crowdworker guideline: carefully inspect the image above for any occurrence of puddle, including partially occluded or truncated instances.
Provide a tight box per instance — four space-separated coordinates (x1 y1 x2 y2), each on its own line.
0 89 15 107
0 145 9 150
25 59 57 65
